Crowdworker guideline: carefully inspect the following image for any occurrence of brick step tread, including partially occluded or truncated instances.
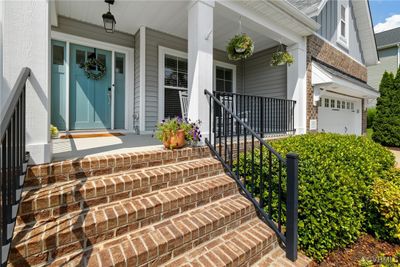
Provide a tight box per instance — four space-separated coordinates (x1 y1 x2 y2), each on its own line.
26 146 211 187
253 247 312 267
163 218 277 267
18 158 223 223
10 193 256 266
11 174 238 259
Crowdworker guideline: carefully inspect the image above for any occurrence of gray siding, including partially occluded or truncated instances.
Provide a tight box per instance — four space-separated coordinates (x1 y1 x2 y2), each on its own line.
313 0 364 64
368 47 399 90
144 28 243 131
52 16 134 48
242 47 287 99
134 31 140 130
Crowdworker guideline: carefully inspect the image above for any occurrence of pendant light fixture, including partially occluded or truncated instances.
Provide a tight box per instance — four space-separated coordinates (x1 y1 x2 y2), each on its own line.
102 0 116 33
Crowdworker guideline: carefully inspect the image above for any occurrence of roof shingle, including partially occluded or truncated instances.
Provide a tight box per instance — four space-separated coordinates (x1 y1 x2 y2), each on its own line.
375 27 400 48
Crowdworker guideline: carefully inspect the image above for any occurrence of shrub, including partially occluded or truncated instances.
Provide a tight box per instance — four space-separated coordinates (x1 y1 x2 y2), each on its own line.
372 70 400 147
367 170 400 243
367 108 376 129
235 133 395 261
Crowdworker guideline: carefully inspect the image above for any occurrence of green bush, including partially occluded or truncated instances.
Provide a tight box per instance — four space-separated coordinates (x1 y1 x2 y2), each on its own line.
235 133 395 262
367 108 376 129
367 170 400 243
372 70 400 147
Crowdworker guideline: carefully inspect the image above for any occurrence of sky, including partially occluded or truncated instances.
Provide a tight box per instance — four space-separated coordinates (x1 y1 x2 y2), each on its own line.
370 0 400 33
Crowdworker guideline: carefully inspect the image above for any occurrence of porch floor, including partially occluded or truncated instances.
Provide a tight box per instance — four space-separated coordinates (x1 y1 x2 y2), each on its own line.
52 132 161 162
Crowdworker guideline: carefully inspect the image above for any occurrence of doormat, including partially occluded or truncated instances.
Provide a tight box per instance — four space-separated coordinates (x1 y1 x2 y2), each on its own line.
60 133 125 139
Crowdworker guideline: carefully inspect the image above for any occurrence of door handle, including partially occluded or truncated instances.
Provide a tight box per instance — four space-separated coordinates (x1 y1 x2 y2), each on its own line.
108 87 112 105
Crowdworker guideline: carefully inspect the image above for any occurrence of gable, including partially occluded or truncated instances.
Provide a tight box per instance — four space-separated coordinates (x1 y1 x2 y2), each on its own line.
312 0 365 64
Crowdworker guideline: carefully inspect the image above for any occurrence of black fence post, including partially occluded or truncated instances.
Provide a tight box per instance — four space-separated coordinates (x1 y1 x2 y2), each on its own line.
260 98 264 138
286 152 299 261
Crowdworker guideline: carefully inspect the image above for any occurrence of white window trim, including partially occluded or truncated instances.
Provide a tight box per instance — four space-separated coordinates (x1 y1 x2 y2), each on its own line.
158 47 237 122
51 31 134 131
337 0 349 49
213 60 237 93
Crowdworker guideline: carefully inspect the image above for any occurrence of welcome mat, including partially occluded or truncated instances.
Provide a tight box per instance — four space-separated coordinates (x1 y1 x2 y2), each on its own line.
60 132 125 139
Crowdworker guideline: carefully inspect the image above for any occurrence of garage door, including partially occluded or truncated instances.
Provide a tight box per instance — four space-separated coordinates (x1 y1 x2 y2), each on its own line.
318 95 362 135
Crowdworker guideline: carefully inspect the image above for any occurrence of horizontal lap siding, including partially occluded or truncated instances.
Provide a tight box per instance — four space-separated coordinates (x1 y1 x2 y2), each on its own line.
243 47 287 99
52 16 134 48
144 28 243 131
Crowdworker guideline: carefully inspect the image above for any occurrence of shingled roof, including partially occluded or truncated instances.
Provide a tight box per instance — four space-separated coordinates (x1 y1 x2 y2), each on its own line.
285 0 326 16
375 27 400 48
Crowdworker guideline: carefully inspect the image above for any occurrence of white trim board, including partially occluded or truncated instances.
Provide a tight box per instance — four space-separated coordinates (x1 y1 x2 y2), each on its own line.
158 46 237 122
139 26 146 132
51 31 135 131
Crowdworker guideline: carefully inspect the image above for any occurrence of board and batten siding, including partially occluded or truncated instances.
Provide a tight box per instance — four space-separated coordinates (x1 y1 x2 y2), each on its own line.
242 47 287 99
144 28 243 131
51 16 134 48
313 0 364 64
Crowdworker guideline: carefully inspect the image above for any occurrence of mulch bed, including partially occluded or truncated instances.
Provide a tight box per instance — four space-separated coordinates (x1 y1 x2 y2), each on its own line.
310 234 400 266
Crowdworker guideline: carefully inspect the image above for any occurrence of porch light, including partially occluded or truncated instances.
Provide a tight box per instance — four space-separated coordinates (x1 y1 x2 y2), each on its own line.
102 0 116 33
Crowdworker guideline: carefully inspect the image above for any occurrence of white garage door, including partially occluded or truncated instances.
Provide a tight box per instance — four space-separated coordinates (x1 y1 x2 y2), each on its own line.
318 95 362 135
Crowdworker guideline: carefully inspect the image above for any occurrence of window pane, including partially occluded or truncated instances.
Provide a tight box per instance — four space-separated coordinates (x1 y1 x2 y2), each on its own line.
342 101 345 109
325 98 329 107
225 69 232 81
337 100 341 108
341 21 346 37
53 45 64 65
76 50 85 65
341 5 346 20
351 103 354 110
165 71 177 87
165 56 177 72
215 79 224 92
331 99 335 108
116 56 124 74
97 54 106 71
177 73 188 88
216 67 224 79
225 81 232 92
164 88 184 118
347 102 350 109
178 58 187 73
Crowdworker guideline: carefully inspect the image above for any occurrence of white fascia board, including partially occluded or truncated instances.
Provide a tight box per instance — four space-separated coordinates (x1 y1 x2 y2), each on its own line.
312 62 379 98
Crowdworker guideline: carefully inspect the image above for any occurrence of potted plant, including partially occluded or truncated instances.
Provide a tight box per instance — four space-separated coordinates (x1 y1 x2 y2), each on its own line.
50 124 59 139
270 45 294 66
226 33 254 61
154 117 201 149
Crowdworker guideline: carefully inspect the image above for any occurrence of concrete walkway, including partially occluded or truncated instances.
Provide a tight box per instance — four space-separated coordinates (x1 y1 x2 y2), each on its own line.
389 147 400 168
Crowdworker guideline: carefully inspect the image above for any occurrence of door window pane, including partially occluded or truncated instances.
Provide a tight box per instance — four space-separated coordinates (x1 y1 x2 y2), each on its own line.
116 56 124 74
97 54 106 71
76 50 85 65
53 45 64 65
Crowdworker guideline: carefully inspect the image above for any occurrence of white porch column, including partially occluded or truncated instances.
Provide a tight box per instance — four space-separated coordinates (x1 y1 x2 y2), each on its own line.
287 39 307 134
187 0 214 140
2 0 51 164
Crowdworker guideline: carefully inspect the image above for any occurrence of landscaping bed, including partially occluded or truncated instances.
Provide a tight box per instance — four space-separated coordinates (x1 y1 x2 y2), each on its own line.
313 234 400 267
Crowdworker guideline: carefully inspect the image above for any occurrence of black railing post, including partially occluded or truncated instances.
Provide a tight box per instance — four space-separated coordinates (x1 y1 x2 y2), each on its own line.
286 152 299 261
260 97 264 138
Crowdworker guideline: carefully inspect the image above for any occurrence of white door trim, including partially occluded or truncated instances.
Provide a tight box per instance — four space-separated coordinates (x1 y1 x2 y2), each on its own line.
51 31 134 131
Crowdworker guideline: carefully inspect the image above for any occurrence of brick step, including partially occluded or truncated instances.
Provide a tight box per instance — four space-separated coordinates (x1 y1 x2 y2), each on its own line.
163 218 277 267
11 174 237 261
18 158 223 226
253 247 312 267
10 193 256 266
25 146 211 187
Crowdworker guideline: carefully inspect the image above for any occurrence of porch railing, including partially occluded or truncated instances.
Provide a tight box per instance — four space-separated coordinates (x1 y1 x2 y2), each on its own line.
213 91 296 137
205 89 299 261
0 68 30 265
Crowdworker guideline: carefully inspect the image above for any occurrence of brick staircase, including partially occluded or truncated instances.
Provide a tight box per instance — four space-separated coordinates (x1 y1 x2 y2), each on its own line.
9 146 311 266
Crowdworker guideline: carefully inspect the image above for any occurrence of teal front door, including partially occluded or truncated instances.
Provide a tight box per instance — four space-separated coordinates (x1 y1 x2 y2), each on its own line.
70 44 112 130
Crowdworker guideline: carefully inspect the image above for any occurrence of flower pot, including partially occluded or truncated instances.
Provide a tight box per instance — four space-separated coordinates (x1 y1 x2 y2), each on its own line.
235 47 246 53
163 130 186 149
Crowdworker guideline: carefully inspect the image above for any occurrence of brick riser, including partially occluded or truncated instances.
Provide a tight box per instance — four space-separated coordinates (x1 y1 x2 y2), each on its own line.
11 175 237 263
18 158 223 227
26 147 212 188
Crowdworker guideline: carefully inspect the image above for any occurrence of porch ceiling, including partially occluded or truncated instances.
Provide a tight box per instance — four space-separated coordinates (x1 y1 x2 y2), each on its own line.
55 0 279 52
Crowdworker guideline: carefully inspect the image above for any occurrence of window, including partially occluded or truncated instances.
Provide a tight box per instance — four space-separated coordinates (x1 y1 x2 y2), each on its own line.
331 99 335 108
337 100 341 109
52 45 64 65
347 102 350 109
342 101 346 109
325 98 329 108
115 56 124 74
164 54 188 118
351 102 354 111
338 1 349 47
215 66 233 93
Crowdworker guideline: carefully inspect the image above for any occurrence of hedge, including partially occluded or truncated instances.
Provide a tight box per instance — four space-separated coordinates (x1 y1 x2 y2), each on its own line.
235 133 395 261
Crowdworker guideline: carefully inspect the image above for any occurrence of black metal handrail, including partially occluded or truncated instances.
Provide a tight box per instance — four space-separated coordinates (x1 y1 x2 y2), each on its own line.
205 89 299 261
0 68 30 266
213 91 296 137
